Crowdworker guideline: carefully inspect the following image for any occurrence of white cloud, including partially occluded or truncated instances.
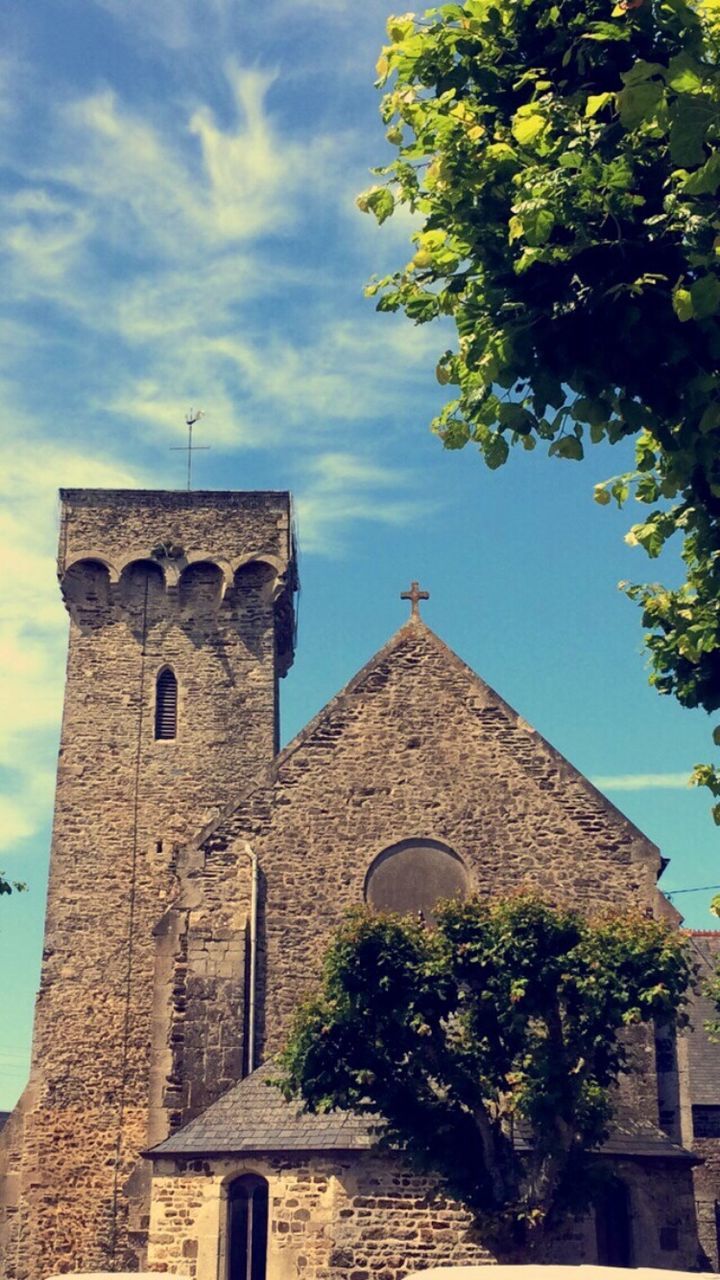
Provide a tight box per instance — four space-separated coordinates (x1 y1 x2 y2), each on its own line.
195 314 445 431
87 0 235 51
55 68 337 255
0 52 447 467
0 49 446 652
0 772 55 854
0 420 144 853
1 63 343 335
104 381 257 449
86 0 390 50
1 62 416 458
591 773 691 791
295 450 433 555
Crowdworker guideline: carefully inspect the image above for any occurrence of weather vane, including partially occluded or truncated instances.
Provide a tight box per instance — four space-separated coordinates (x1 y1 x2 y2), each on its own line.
171 408 210 490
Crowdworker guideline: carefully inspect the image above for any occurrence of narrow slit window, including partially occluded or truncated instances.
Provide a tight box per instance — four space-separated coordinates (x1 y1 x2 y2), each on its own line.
228 1174 268 1280
155 668 178 740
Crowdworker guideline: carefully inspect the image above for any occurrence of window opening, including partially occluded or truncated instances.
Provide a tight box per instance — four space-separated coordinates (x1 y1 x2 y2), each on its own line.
155 668 178 740
365 838 468 922
596 1177 633 1267
228 1174 268 1280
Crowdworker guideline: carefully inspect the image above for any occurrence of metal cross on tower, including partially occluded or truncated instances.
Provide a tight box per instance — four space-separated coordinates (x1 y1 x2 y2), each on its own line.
401 580 429 619
171 409 210 490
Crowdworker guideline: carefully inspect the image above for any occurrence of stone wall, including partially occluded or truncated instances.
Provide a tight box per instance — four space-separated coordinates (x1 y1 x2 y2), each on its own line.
185 621 664 1121
146 1149 699 1279
0 491 296 1280
147 1153 494 1280
691 1136 720 1267
0 493 695 1278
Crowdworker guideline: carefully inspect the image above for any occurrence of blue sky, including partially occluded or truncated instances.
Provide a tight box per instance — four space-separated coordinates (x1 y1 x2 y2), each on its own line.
0 0 718 1109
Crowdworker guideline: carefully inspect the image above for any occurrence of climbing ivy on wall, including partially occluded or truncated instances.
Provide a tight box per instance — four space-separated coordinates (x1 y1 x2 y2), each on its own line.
359 0 720 813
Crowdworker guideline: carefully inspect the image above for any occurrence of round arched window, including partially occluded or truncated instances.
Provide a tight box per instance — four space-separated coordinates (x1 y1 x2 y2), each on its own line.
227 1173 268 1280
364 838 468 920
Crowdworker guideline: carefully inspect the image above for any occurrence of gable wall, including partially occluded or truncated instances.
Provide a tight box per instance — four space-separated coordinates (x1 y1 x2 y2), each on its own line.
186 623 661 1122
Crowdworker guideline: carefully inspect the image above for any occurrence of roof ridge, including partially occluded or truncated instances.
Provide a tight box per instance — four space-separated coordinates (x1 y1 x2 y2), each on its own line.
181 616 659 872
182 619 431 853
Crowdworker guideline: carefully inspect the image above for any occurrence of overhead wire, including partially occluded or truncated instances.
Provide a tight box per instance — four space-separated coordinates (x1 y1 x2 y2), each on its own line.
663 883 720 898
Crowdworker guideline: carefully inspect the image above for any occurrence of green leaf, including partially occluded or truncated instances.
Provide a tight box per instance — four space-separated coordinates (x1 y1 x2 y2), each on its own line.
618 81 663 129
387 13 415 42
586 92 614 118
621 61 664 87
441 419 471 449
522 205 555 246
691 274 720 319
405 292 439 321
713 725 720 747
581 21 631 41
360 186 396 224
515 246 545 273
497 401 532 432
666 53 704 94
699 403 720 432
682 150 720 195
511 110 546 146
672 286 694 321
594 485 612 505
484 433 510 469
550 435 584 460
486 142 518 165
533 373 565 413
572 396 608 427
670 96 710 167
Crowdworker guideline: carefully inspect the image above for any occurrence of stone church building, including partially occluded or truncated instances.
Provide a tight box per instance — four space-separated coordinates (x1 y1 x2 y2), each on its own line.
0 487 718 1278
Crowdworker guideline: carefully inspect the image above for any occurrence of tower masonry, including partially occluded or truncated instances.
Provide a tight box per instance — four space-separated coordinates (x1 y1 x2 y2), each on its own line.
0 489 297 1279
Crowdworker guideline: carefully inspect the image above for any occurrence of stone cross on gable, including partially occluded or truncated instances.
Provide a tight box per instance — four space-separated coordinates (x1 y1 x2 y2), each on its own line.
401 580 429 620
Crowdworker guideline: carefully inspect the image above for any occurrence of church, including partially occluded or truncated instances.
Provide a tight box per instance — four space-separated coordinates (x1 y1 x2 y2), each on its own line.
0 486 719 1279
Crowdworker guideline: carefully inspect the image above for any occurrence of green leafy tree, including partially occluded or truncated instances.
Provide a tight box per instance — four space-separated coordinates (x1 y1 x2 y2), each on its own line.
0 872 25 898
359 0 720 813
279 896 691 1251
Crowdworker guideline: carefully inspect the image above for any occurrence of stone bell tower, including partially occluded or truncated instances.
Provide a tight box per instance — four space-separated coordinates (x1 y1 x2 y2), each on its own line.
0 489 297 1279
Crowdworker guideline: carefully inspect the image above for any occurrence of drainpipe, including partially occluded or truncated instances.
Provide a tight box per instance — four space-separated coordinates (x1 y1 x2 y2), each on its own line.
244 841 259 1074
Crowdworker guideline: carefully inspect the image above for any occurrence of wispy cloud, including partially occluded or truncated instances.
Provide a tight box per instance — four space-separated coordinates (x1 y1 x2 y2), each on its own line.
0 60 428 461
295 450 435 555
37 66 332 260
591 773 691 792
0 772 55 854
0 411 144 853
0 39 446 478
87 0 392 52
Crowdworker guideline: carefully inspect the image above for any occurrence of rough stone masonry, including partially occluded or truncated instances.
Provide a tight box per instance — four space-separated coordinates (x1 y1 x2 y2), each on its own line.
0 490 298 1278
0 487 711 1279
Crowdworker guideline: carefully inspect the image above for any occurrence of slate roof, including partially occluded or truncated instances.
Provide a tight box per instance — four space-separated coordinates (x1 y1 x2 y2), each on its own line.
686 934 720 1108
148 1066 695 1163
508 1115 694 1162
597 1118 696 1162
148 1064 376 1157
